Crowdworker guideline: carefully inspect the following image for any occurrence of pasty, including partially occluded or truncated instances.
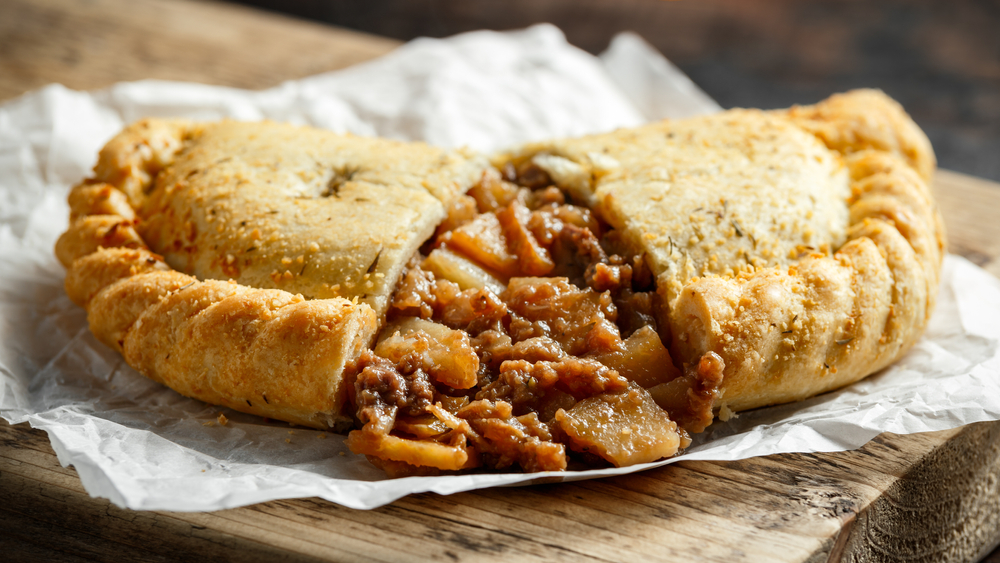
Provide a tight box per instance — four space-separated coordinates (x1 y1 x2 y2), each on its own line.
55 90 943 474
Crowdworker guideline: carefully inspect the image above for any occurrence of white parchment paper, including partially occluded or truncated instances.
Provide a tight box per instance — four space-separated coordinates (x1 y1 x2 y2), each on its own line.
1 25 998 511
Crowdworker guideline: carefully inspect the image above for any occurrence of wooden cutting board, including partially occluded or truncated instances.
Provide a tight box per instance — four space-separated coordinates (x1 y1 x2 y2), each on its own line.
2 0 999 561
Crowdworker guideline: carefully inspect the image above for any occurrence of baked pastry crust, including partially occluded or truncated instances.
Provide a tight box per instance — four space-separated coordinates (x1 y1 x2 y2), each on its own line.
54 89 944 471
499 89 944 413
71 247 376 429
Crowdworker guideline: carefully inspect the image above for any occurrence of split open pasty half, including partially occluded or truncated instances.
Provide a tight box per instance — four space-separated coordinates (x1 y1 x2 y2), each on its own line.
55 89 943 475
56 121 488 429
499 89 943 415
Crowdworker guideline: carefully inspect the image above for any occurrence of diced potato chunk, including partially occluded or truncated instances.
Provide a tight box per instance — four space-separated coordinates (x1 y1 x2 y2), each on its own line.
423 247 506 295
469 417 567 472
467 168 523 213
647 351 724 434
551 203 600 234
554 383 681 467
591 325 681 388
442 212 519 276
376 317 479 389
346 430 472 471
436 194 478 234
497 201 555 276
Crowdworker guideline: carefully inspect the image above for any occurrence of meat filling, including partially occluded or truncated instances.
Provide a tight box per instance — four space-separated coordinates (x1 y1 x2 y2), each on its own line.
347 168 722 475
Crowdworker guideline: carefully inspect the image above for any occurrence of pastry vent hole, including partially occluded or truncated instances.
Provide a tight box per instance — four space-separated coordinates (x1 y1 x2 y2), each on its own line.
321 167 359 198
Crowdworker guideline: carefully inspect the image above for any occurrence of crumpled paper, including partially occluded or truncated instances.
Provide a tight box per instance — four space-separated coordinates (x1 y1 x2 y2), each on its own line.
1 25 998 512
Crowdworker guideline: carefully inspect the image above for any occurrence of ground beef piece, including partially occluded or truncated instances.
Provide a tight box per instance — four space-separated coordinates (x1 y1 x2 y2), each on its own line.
476 330 568 384
353 350 435 435
455 400 567 472
391 262 509 334
505 313 549 344
376 318 480 390
515 162 552 190
514 412 554 441
475 360 553 416
477 356 628 417
472 329 514 375
436 286 508 333
600 231 656 293
559 223 607 266
540 356 628 399
522 205 603 283
390 260 438 319
503 277 621 356
588 259 632 294
509 336 564 363
469 417 567 472
467 168 524 214
527 186 565 209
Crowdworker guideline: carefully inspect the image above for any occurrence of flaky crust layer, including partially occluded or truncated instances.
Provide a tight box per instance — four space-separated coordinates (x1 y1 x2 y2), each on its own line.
500 89 944 413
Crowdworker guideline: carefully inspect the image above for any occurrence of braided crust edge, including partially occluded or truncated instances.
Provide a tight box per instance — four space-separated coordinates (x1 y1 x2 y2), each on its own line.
670 91 944 412
55 120 379 430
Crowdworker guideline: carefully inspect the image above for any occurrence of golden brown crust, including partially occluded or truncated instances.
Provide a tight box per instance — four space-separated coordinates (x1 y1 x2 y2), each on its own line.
676 92 944 412
117 276 376 429
64 247 171 307
91 118 198 208
500 89 944 414
84 263 194 355
67 183 136 223
66 240 379 430
783 89 936 184
54 215 145 268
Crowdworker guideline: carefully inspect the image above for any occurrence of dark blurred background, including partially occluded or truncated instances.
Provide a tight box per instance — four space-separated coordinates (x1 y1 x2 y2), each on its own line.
231 0 1000 182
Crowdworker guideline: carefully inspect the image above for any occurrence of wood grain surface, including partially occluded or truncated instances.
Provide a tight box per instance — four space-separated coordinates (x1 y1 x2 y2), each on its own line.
3 412 1000 562
2 0 1000 561
0 0 399 101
